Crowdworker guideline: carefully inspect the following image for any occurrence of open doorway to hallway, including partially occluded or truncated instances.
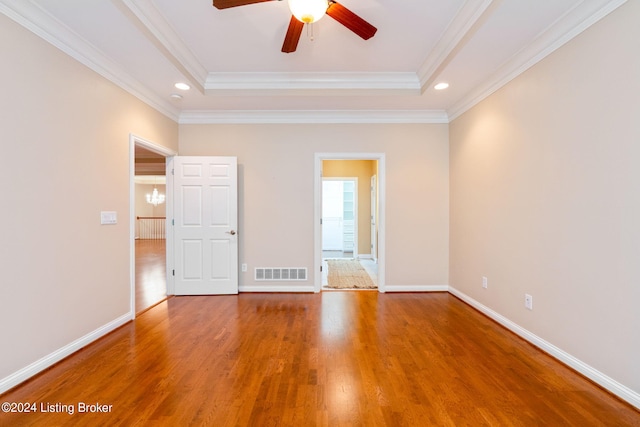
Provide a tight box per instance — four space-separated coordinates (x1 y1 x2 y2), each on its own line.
133 174 166 313
320 158 380 291
132 142 170 314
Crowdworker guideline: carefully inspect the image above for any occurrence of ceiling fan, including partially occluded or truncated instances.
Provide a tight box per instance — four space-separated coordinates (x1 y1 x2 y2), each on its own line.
213 0 377 53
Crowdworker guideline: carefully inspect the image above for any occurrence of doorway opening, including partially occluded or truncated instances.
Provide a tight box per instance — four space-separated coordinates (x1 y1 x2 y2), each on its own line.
322 178 357 259
129 135 176 317
133 175 166 313
314 154 385 292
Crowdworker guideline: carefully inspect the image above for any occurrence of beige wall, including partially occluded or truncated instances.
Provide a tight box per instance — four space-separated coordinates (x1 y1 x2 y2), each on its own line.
179 123 449 290
6 0 637 407
450 0 640 395
0 14 178 384
323 160 376 255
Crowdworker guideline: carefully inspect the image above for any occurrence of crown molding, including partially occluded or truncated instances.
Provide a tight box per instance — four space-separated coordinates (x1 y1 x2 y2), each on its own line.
446 0 629 121
119 1 422 97
417 0 496 92
179 109 449 124
120 0 208 92
204 72 421 96
0 0 180 121
3 0 627 126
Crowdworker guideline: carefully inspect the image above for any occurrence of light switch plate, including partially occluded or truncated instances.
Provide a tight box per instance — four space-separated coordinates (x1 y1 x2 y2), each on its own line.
525 294 533 310
100 211 117 225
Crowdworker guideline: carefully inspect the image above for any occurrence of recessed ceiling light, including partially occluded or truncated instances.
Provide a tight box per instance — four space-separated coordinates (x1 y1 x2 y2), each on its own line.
434 82 449 90
170 93 183 100
174 82 190 91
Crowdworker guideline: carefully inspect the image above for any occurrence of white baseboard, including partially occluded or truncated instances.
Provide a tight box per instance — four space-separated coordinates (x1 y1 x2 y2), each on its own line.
0 312 132 395
4 290 638 410
239 285 316 293
384 284 448 292
448 286 640 410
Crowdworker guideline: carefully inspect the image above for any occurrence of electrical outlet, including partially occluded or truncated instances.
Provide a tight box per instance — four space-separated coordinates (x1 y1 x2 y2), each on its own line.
241 263 247 273
482 276 488 289
525 294 533 310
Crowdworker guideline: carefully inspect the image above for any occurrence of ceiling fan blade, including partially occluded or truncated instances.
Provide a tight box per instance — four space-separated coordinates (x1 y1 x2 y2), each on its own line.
213 0 273 9
281 15 304 53
326 1 377 40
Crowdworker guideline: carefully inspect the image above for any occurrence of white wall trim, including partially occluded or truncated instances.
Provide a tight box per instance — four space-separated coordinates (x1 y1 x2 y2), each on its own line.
447 0 629 121
1 0 627 127
2 279 637 410
448 286 640 410
0 313 131 394
204 71 420 96
129 134 177 315
239 285 316 293
165 157 175 296
179 110 449 125
315 153 386 294
120 0 208 91
385 285 449 293
417 0 496 91
0 0 180 122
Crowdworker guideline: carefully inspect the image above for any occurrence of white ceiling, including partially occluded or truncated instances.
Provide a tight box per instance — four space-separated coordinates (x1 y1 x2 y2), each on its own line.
0 0 627 123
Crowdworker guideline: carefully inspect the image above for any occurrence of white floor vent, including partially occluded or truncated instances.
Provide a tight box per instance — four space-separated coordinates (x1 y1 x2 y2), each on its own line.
255 267 307 281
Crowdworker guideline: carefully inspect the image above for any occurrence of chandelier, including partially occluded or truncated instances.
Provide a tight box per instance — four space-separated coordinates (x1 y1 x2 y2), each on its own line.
146 187 165 206
288 0 328 24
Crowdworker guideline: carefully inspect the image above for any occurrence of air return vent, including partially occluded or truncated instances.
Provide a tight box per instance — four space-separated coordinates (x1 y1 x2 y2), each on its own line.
255 268 307 281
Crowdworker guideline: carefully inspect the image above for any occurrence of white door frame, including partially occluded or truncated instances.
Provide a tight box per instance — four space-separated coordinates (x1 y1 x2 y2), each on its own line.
314 153 385 293
129 134 176 319
371 175 377 262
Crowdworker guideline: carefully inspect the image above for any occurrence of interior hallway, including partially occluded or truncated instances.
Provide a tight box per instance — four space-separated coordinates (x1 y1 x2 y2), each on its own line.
135 239 166 313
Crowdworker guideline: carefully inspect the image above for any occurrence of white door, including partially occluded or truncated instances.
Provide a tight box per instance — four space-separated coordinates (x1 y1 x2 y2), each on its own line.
173 156 238 295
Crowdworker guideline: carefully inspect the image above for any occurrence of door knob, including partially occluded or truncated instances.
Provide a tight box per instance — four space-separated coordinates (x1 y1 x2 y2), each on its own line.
227 230 236 235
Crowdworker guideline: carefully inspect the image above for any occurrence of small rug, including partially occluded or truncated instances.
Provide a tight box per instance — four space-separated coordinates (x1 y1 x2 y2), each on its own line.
326 259 377 289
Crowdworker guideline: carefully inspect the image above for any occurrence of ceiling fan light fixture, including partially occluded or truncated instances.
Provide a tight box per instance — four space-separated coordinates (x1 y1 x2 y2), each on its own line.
288 0 328 24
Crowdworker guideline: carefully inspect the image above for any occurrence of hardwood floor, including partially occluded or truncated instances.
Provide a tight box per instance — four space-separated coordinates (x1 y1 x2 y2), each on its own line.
135 239 166 314
1 293 638 426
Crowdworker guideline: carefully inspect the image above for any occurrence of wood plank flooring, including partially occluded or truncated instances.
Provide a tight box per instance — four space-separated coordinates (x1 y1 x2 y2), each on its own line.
1 292 638 426
135 239 166 314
